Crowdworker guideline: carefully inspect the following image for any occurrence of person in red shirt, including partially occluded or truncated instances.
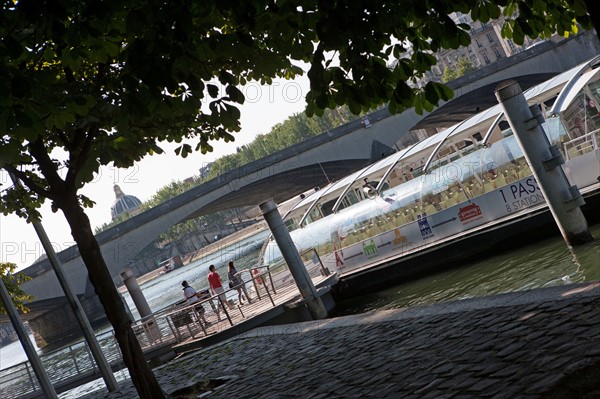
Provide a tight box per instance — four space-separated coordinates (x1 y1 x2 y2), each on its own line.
207 264 234 311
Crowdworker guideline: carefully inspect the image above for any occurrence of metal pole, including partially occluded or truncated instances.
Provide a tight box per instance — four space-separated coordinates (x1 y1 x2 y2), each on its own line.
9 174 119 391
259 199 327 319
120 268 152 318
495 81 593 245
119 270 162 343
0 277 58 399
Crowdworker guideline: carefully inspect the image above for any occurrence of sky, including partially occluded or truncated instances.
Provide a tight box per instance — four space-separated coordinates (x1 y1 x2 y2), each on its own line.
0 76 311 271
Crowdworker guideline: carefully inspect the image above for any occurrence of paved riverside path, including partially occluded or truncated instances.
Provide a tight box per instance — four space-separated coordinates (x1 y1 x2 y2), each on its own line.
76 282 599 399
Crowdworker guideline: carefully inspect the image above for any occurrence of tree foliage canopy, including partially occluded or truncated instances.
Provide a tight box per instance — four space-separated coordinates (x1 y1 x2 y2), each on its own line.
1 1 592 219
207 106 358 179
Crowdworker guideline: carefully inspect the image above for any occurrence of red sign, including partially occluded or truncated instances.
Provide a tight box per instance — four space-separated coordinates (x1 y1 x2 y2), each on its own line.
459 203 482 222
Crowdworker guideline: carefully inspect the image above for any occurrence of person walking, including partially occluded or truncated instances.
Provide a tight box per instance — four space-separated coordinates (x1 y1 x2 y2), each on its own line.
207 264 234 311
227 261 252 305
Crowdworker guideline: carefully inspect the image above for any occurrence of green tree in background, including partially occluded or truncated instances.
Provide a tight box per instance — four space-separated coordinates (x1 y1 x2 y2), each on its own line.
207 107 356 178
442 57 477 83
0 1 594 397
0 262 33 315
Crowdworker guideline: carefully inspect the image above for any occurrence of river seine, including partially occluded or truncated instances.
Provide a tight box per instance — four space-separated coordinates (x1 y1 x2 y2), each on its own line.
335 222 599 315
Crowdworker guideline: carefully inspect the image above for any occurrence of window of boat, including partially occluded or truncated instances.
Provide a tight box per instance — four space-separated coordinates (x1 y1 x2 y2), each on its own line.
422 135 528 203
284 218 299 232
378 178 422 223
393 163 418 185
329 193 395 246
323 188 360 214
561 82 600 140
295 216 334 258
303 206 323 225
386 168 404 187
263 213 334 265
498 120 513 139
320 198 336 217
483 118 512 145
262 240 283 265
542 116 569 148
344 189 360 208
428 139 480 173
418 172 446 216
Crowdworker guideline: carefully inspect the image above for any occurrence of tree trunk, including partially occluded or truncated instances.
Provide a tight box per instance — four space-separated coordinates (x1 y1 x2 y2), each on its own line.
583 0 600 37
60 197 166 399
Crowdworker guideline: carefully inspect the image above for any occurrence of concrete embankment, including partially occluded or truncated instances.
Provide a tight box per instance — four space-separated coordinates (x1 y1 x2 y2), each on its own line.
79 281 600 399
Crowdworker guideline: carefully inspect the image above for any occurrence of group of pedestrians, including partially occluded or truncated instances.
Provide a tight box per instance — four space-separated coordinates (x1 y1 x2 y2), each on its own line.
181 261 253 322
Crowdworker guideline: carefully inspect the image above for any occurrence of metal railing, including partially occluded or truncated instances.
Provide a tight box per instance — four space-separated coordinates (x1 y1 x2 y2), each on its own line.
563 128 600 160
131 248 330 347
0 249 331 398
0 330 122 399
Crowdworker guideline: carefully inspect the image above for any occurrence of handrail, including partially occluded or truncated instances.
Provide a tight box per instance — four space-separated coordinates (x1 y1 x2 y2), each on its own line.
0 330 120 399
481 112 505 146
562 128 600 160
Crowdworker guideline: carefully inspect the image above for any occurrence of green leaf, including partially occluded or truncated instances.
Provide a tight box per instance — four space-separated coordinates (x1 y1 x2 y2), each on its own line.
75 158 101 188
11 76 31 98
218 70 235 85
44 110 69 129
226 85 245 104
424 83 439 105
128 96 150 117
207 84 219 98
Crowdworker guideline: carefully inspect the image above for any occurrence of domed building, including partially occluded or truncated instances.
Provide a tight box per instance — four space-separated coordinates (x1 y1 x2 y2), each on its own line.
111 185 143 220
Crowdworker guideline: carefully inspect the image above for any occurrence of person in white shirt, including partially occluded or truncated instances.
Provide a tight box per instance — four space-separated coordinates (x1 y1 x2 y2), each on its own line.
181 280 208 325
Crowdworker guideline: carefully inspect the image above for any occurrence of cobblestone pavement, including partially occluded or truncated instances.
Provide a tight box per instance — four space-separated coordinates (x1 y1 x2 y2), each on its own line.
80 282 600 398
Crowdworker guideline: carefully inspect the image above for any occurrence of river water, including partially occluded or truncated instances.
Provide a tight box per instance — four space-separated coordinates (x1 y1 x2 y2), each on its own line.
1 222 598 374
335 222 600 315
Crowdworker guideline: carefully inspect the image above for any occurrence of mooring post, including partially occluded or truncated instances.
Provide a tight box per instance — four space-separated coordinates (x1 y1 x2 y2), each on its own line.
259 199 328 319
495 80 593 245
120 268 161 341
120 268 152 318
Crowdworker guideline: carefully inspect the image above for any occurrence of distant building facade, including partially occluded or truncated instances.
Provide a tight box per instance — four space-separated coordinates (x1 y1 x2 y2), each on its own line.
423 12 560 84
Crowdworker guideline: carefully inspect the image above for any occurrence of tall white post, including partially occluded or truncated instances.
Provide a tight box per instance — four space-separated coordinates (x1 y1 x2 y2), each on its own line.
0 278 58 399
495 80 593 245
260 199 327 319
9 173 119 392
120 268 152 318
120 268 161 341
